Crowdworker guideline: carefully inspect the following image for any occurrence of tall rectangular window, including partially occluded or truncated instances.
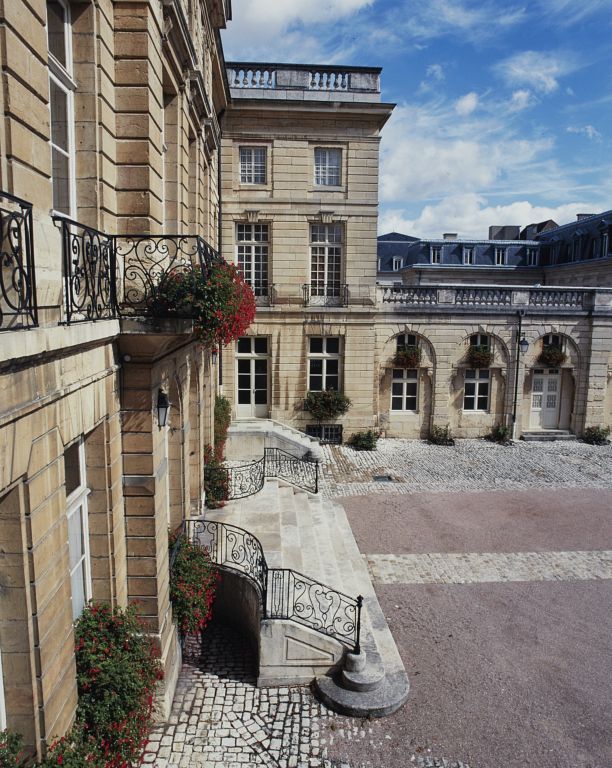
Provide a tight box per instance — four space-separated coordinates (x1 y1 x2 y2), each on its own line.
430 246 441 264
239 146 266 184
392 256 403 271
308 337 340 391
310 223 342 302
494 247 506 265
314 148 341 186
391 369 418 411
65 439 91 620
237 223 269 297
527 248 538 266
47 0 76 215
464 370 490 411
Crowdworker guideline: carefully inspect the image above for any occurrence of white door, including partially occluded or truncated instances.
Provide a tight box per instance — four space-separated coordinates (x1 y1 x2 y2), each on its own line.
530 369 561 429
236 337 269 418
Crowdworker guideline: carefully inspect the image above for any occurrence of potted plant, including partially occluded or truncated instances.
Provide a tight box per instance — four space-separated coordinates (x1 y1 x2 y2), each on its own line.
538 344 566 367
149 262 256 348
392 346 421 368
304 390 351 422
467 344 493 368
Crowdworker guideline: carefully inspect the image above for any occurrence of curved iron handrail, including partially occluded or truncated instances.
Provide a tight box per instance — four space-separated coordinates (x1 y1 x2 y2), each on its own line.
264 447 318 494
185 518 362 652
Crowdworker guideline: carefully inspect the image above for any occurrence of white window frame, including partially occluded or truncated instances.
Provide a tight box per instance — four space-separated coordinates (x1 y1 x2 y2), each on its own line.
314 147 341 186
309 223 342 303
543 333 562 349
470 333 490 349
308 337 341 392
65 438 92 620
391 368 418 412
527 247 538 266
397 333 418 351
602 231 609 259
463 247 474 265
430 246 441 264
494 247 506 266
0 649 5 730
47 0 76 217
239 146 267 184
392 256 403 271
236 223 269 297
463 369 490 412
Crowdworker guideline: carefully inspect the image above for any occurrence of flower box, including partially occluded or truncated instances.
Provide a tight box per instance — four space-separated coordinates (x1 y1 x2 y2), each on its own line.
392 346 421 368
467 344 492 368
538 345 566 367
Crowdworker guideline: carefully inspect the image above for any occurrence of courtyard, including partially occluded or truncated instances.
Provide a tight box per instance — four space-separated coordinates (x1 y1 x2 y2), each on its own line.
148 439 612 768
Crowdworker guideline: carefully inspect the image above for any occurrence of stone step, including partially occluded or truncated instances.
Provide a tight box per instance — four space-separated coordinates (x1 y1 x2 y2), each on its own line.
227 418 323 461
522 430 577 442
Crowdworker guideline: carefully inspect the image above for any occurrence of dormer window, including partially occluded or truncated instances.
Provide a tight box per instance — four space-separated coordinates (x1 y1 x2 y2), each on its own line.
463 247 474 265
494 247 506 265
527 248 538 266
430 246 441 264
392 256 403 271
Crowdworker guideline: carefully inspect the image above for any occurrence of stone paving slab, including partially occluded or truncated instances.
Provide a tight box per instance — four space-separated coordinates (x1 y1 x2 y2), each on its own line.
319 439 612 498
366 550 612 584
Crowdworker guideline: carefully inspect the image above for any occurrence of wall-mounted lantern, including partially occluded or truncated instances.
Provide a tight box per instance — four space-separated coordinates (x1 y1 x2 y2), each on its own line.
157 389 171 428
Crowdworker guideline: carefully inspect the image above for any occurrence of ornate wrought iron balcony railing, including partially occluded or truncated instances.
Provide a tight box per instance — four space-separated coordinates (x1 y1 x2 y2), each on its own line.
302 283 349 308
0 191 37 330
52 216 222 323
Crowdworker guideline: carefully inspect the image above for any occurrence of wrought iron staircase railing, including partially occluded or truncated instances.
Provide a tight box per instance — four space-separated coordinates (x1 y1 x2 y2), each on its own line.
185 519 362 652
204 446 319 501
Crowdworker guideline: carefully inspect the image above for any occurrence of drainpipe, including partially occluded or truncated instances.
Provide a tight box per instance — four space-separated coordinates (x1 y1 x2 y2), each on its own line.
217 109 225 256
512 310 525 440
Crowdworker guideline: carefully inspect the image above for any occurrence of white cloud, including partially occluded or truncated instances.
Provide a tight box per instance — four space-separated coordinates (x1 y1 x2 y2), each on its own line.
379 196 607 239
455 92 479 115
536 0 612 26
508 89 534 112
221 0 373 61
567 124 602 141
426 64 445 82
494 50 576 94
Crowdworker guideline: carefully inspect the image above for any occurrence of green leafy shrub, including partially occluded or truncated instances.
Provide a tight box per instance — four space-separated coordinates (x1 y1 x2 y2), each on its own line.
204 444 229 508
148 262 256 349
304 390 351 422
538 344 566 367
38 604 163 768
489 424 512 444
429 424 455 446
392 346 421 368
214 395 232 462
467 345 492 368
0 730 24 767
169 533 218 637
348 430 378 451
582 425 610 445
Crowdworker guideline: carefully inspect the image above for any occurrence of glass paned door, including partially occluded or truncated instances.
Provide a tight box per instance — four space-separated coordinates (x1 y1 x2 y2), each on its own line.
236 337 269 418
530 369 560 429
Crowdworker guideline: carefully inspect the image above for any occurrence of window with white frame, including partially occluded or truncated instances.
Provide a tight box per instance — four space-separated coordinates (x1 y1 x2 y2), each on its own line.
0 649 5 731
64 439 91 620
391 368 418 411
308 337 341 391
430 246 441 264
237 223 269 297
239 146 267 184
543 333 561 348
527 247 538 266
392 256 403 271
47 0 76 215
463 369 490 411
310 223 342 299
602 231 609 258
494 247 506 265
314 148 341 186
463 247 474 265
470 333 489 349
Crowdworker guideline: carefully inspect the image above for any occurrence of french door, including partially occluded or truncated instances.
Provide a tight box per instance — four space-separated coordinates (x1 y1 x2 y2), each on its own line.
530 369 561 429
236 337 269 418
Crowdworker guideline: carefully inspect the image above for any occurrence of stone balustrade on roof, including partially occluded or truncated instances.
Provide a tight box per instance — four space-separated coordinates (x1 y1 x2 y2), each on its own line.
226 62 382 103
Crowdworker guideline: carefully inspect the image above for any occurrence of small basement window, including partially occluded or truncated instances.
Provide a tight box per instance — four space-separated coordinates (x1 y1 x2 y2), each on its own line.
306 424 343 445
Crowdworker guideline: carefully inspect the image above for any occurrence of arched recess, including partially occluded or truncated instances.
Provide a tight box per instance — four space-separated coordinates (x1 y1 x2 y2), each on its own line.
521 331 579 431
167 376 185 531
379 328 435 438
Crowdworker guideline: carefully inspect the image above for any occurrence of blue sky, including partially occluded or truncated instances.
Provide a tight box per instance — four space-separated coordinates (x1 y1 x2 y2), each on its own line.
221 0 611 238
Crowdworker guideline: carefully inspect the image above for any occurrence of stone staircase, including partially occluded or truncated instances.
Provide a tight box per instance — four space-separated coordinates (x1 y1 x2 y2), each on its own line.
522 430 577 442
204 477 409 717
226 418 323 461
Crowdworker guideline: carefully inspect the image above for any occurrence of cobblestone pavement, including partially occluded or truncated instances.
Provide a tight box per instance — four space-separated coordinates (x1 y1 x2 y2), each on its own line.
366 550 612 584
146 624 471 768
319 438 612 497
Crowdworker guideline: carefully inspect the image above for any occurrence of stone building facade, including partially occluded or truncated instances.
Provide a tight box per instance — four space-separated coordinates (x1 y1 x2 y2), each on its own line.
218 64 612 443
0 0 229 757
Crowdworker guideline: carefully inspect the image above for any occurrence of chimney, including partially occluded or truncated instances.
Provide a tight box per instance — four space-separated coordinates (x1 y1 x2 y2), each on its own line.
443 233 457 240
576 213 595 221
